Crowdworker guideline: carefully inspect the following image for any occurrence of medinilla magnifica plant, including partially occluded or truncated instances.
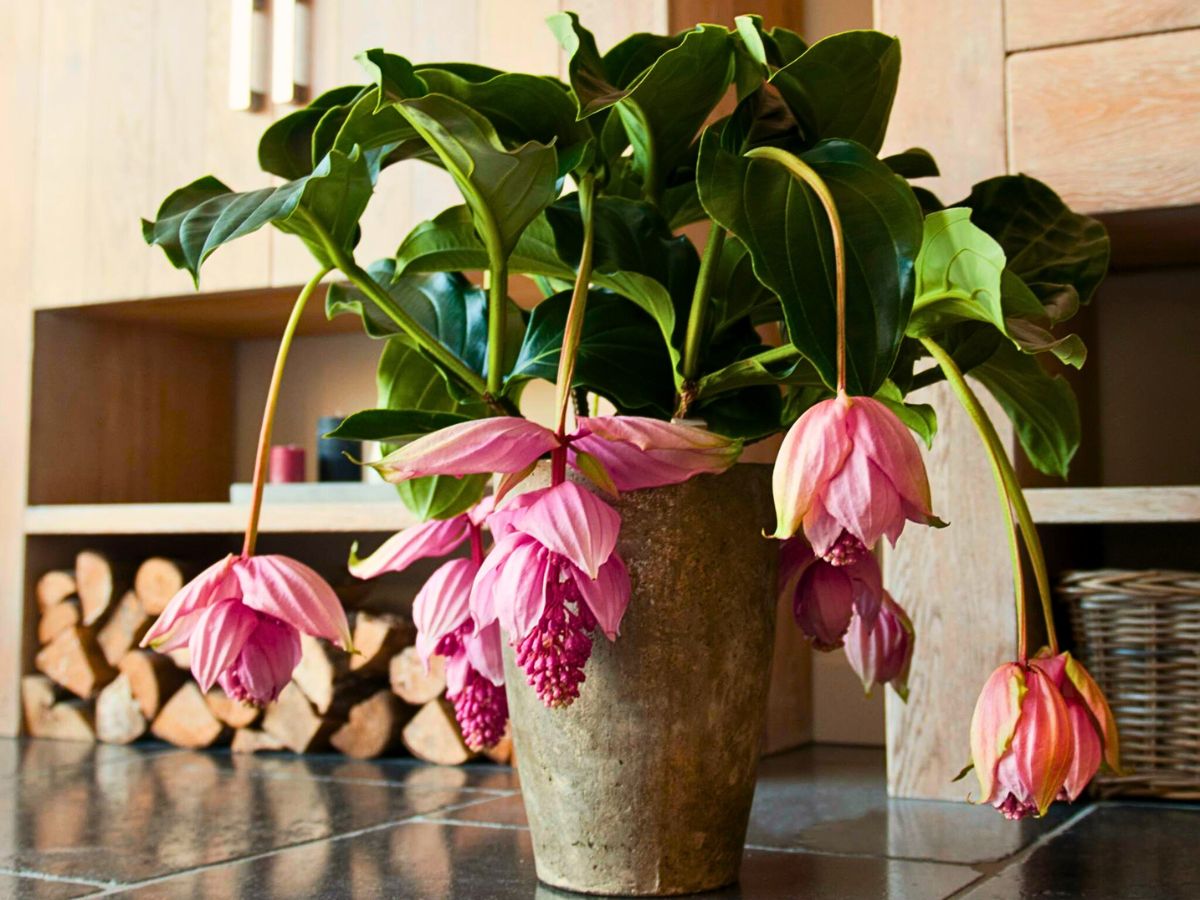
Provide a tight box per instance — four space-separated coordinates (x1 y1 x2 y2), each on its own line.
142 13 1117 814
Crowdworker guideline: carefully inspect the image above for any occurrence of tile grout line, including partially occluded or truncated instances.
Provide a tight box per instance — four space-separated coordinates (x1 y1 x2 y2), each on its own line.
742 843 983 870
0 866 119 891
412 816 530 832
85 793 508 897
232 766 519 795
942 804 1099 899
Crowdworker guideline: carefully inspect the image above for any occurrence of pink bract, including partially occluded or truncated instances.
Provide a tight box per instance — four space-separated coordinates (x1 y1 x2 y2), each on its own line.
779 538 882 650
844 592 914 699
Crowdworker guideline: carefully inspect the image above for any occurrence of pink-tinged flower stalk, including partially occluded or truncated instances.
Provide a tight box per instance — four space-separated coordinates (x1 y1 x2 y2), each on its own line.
844 592 914 700
1030 650 1121 801
968 661 1074 820
771 393 938 563
472 481 630 709
779 538 882 650
142 553 352 706
350 500 508 750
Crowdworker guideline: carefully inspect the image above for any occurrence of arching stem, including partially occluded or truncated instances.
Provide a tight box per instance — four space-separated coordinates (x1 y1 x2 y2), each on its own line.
681 222 726 383
243 268 330 557
553 174 597 439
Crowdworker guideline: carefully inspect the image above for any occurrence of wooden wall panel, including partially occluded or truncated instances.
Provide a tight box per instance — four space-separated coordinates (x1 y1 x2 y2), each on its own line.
875 0 1018 800
29 315 236 506
1007 29 1200 214
1006 0 1200 52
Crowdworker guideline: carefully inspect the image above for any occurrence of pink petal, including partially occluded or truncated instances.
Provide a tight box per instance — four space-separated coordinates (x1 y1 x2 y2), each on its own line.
444 649 471 696
847 551 883 631
574 553 631 640
1062 653 1121 773
572 416 742 490
1061 699 1102 801
412 558 477 666
219 615 302 705
970 663 1028 804
493 538 550 640
465 619 505 686
1006 667 1073 816
370 417 559 482
487 488 547 540
801 498 844 560
849 397 934 518
467 495 496 527
349 516 470 580
148 608 205 654
187 598 258 692
794 564 855 650
469 531 527 627
142 554 238 648
515 481 620 578
778 538 818 604
236 555 352 649
822 449 902 550
771 396 852 539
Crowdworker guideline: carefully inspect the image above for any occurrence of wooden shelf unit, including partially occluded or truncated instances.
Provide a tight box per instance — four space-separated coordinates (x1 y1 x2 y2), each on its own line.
1025 486 1200 525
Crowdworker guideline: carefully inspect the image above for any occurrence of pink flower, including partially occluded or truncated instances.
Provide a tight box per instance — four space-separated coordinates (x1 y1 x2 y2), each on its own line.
771 393 937 562
472 481 630 708
968 661 1074 820
1030 650 1121 801
349 499 507 749
141 553 351 706
779 538 882 650
571 416 743 490
844 592 914 699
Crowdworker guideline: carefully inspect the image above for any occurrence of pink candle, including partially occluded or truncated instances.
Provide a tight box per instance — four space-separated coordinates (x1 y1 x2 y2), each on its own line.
269 445 305 483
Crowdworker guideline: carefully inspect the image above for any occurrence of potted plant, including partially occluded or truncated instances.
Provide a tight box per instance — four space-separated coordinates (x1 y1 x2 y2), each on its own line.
141 12 1121 896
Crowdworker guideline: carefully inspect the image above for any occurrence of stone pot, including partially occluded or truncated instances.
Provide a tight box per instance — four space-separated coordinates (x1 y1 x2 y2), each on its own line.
504 462 778 896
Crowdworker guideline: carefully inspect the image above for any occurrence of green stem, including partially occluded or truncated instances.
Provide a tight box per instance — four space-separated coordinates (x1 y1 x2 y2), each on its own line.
681 222 726 383
486 255 508 398
920 337 1059 661
554 174 597 437
745 146 847 395
243 268 330 557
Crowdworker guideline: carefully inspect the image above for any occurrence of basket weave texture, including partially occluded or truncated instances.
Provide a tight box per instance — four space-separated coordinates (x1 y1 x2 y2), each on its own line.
1060 569 1200 799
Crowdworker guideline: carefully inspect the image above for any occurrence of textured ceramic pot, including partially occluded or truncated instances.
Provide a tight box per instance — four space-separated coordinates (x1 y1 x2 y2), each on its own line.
504 462 778 896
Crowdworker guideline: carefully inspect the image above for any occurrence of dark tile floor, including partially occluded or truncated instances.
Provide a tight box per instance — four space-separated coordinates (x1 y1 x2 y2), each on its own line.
0 739 1194 898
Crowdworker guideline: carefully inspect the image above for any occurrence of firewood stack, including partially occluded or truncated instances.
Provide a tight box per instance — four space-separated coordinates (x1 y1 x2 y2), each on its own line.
24 551 515 766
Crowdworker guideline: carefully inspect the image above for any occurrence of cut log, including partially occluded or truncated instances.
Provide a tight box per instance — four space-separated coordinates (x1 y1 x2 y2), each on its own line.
166 647 191 670
402 698 477 765
35 627 116 699
205 688 262 729
350 612 416 676
75 550 133 626
292 633 352 714
118 650 187 719
483 725 515 766
389 647 446 705
36 570 76 612
231 728 286 754
38 598 82 645
262 682 338 753
330 690 413 759
150 682 228 749
95 674 148 744
21 675 96 742
96 591 151 666
134 557 195 616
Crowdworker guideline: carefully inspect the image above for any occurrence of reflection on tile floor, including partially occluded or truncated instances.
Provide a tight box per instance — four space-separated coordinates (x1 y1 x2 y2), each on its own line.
1 738 1195 898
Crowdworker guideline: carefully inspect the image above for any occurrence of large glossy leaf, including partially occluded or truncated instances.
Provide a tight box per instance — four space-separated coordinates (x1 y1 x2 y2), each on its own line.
259 85 365 180
375 338 488 519
734 14 808 69
769 31 900 153
971 342 1080 479
325 409 471 442
507 289 674 414
697 136 923 394
960 175 1110 308
143 148 372 283
710 236 781 338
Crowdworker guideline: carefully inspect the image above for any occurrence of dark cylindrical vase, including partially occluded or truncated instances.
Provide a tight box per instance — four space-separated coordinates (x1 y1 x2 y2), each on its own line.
504 463 778 896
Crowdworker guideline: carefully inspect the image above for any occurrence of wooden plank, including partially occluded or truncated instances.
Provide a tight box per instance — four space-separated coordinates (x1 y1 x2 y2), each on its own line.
669 0 797 32
875 0 1015 800
0 0 43 736
1007 29 1200 214
1006 0 1200 52
1026 486 1200 525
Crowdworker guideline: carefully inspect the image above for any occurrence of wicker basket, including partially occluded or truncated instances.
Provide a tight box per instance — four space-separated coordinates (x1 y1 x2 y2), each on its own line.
1060 569 1200 799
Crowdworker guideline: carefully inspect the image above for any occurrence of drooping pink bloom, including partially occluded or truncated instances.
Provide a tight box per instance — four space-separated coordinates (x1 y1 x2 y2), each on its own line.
968 661 1073 820
142 554 352 706
771 393 937 562
471 481 630 708
370 417 561 482
349 499 507 750
1030 650 1121 801
779 538 882 650
845 592 914 699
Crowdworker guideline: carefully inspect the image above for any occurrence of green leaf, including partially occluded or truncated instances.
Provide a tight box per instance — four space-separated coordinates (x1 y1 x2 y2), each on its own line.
734 14 808 69
883 147 939 179
357 48 428 101
259 85 365 180
506 288 675 415
971 343 1080 479
697 136 923 394
874 381 937 447
324 409 471 442
694 345 820 398
710 236 781 338
769 31 901 153
694 386 783 442
959 175 1110 308
547 12 624 116
143 149 373 283
375 337 488 519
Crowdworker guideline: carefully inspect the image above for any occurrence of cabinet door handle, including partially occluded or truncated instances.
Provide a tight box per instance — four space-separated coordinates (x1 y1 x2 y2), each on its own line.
272 0 312 105
228 0 269 111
